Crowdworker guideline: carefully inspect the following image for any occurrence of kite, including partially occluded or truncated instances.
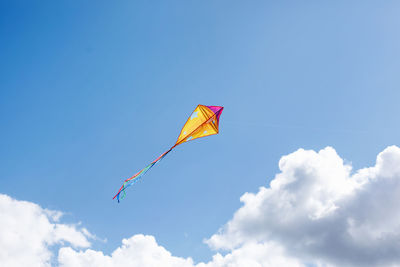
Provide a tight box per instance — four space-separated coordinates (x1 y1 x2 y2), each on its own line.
113 104 224 202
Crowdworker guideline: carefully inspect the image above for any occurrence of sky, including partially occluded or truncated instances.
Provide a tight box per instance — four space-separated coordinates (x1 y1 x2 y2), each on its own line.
1 1 400 266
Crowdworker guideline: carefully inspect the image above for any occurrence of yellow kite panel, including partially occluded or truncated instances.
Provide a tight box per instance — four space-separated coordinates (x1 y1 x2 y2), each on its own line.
176 105 218 145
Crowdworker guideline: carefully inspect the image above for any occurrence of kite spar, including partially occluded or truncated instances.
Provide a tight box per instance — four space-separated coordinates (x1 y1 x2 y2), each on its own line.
113 104 223 202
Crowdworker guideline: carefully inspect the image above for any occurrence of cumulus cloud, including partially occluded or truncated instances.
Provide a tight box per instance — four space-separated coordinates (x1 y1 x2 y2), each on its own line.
58 234 195 267
3 146 400 267
0 194 299 267
196 242 304 267
58 235 303 267
206 146 400 266
0 194 92 267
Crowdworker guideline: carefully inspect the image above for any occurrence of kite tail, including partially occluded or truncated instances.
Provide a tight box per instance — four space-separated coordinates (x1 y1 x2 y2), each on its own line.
113 145 176 202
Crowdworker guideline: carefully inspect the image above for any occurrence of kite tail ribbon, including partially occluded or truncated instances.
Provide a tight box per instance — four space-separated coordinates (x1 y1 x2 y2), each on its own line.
113 145 176 202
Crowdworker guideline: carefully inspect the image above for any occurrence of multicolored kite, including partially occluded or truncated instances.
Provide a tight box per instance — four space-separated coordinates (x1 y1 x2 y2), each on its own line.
113 105 224 202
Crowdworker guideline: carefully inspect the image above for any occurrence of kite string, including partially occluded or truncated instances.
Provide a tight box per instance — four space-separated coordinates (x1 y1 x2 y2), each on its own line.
113 146 175 202
114 110 218 202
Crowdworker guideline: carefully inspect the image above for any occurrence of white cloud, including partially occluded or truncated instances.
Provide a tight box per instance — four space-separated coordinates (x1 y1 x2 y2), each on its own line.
58 234 195 267
0 194 92 267
3 146 400 266
197 242 304 267
206 146 400 266
0 195 299 267
58 235 303 267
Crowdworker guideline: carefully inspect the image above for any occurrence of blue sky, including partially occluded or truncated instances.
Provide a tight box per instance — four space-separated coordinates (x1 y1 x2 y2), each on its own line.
1 0 400 265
